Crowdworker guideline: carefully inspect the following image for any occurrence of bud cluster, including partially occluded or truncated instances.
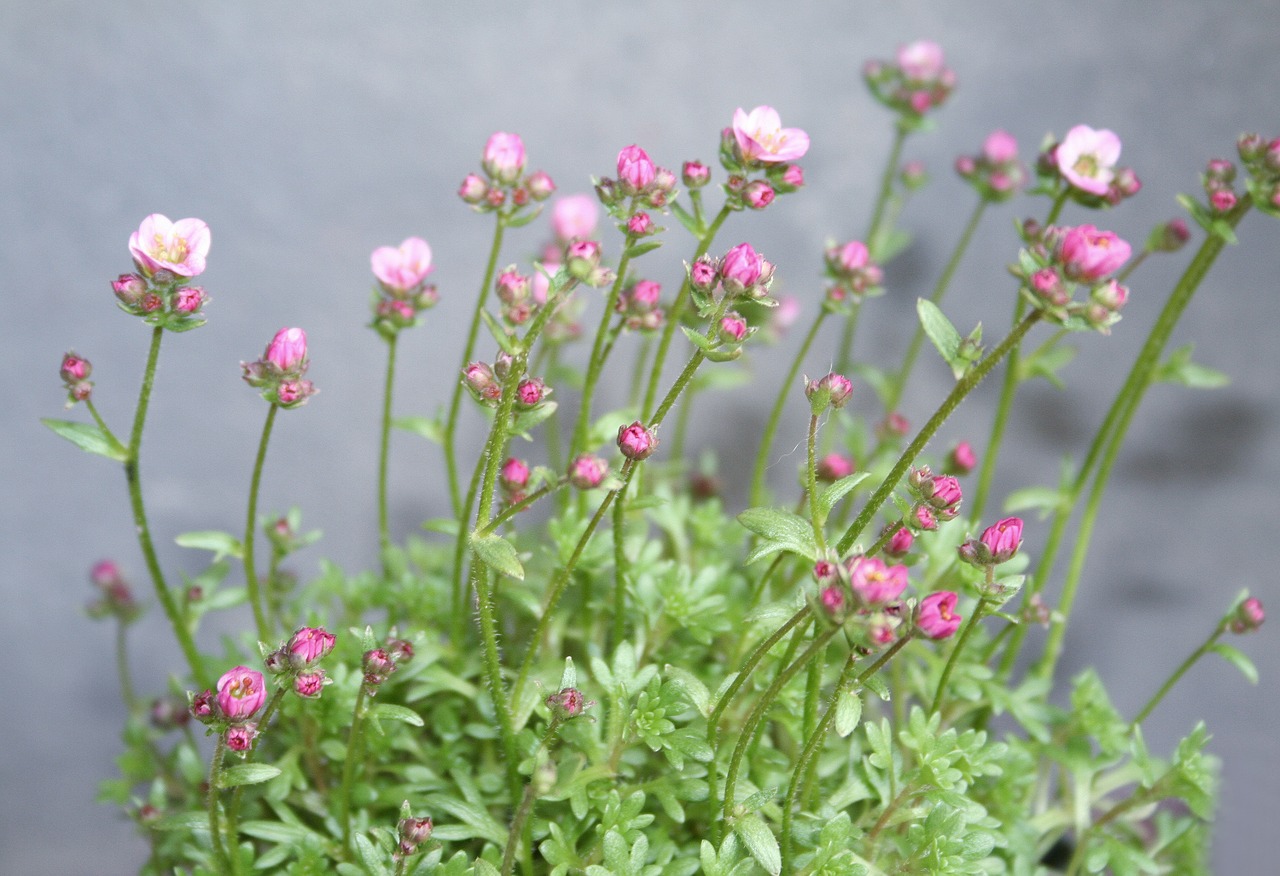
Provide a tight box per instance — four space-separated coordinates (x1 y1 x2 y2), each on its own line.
1015 224 1132 333
262 626 337 699
1235 133 1280 216
545 686 592 720
461 355 552 413
190 665 269 752
863 40 956 120
615 278 665 333
805 371 854 414
596 145 677 218
395 808 434 862
459 132 555 212
687 242 777 313
59 351 94 406
1229 596 1265 635
823 240 884 310
241 327 318 408
958 516 1024 568
955 130 1026 202
363 635 415 692
85 559 142 623
717 106 807 211
1039 125 1140 207
907 466 963 531
812 549 962 644
369 237 439 338
113 214 212 331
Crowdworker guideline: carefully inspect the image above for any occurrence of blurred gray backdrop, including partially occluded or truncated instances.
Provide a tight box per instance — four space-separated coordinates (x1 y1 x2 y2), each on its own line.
3 1 1277 872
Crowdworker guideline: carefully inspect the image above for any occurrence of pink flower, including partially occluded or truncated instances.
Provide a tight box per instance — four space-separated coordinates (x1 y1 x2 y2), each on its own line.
743 180 775 209
500 457 530 490
720 242 765 290
617 421 658 461
1058 225 1131 281
897 40 945 81
1056 125 1122 196
929 475 963 510
848 556 909 605
287 627 336 668
982 130 1019 164
172 286 206 314
917 591 962 639
516 377 547 408
949 441 977 475
816 453 855 482
885 527 914 558
568 453 608 489
552 194 599 242
294 672 325 698
526 170 555 200
782 164 804 188
820 585 846 615
371 237 433 293
732 106 810 164
483 132 526 184
128 214 211 278
682 161 711 187
458 173 488 204
627 212 654 236
617 144 656 191
980 517 1023 564
224 723 258 752
719 312 749 343
264 327 308 373
216 666 266 722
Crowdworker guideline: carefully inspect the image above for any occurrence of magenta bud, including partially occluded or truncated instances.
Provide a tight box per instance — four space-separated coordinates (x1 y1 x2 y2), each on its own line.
60 352 92 383
742 180 775 210
819 585 846 616
112 273 148 306
980 516 1023 564
568 453 609 490
626 212 654 236
917 591 962 639
224 723 258 752
617 144 656 193
1230 597 1265 634
914 505 938 531
617 420 658 461
363 648 396 686
398 815 434 847
264 327 308 373
495 268 530 304
526 170 555 201
463 362 501 403
287 626 336 668
294 671 326 698
516 377 548 408
546 687 589 718
216 666 266 722
458 173 488 204
688 257 719 291
719 312 749 343
805 372 854 412
172 286 207 314
816 452 855 482
719 242 766 294
813 559 840 584
190 689 217 722
500 457 531 492
884 526 914 558
782 164 805 188
682 160 710 188
482 131 526 185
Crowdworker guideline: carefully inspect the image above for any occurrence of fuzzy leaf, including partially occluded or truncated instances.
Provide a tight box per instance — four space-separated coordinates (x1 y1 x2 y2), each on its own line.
817 472 870 522
624 240 663 260
559 656 577 692
354 833 390 876
1209 642 1258 685
41 418 128 462
733 813 781 876
217 764 282 789
470 532 525 580
392 415 444 444
736 507 817 563
512 400 558 438
664 664 712 717
1155 344 1230 389
680 325 716 352
174 530 243 561
835 690 863 737
150 810 210 832
372 703 425 726
917 299 964 377
669 201 701 237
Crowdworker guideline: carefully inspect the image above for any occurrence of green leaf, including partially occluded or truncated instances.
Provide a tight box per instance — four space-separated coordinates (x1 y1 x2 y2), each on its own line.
917 299 965 378
623 240 663 260
353 832 391 876
1154 344 1230 389
504 205 545 229
559 656 577 692
664 664 712 717
834 690 863 737
392 415 444 444
41 418 128 462
736 507 817 563
680 325 715 352
817 472 870 522
1004 485 1066 519
1018 341 1077 389
471 531 525 580
174 530 243 561
733 813 781 876
512 400 558 438
372 703 425 726
480 308 516 354
217 764 282 789
149 810 210 832
1209 642 1258 685
669 201 701 237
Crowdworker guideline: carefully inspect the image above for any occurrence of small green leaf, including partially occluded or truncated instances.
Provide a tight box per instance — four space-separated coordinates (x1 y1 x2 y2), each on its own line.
703 346 742 363
1209 642 1258 685
834 690 863 737
217 764 282 789
664 664 712 717
149 810 210 832
372 703 425 726
471 531 525 580
680 326 715 352
480 308 517 354
41 418 128 462
174 530 243 561
733 813 781 876
917 299 964 376
504 206 545 229
354 832 391 876
1004 485 1066 519
668 201 701 237
559 656 577 692
817 472 870 522
736 507 817 563
392 415 444 444
1154 344 1230 389
512 400 558 438
624 240 663 259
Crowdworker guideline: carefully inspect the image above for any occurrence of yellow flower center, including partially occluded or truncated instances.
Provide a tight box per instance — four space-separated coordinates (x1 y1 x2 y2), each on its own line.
150 232 188 264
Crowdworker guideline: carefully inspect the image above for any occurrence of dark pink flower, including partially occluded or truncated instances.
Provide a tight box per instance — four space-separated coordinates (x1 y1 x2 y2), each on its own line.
568 453 608 489
551 194 599 242
617 144 656 191
980 517 1023 564
483 132 526 184
917 591 962 639
720 242 765 289
264 327 308 373
216 666 266 722
928 475 963 510
806 372 854 411
949 441 977 475
287 627 336 668
732 106 810 164
617 421 658 461
848 556 908 605
1058 225 1131 281
682 161 710 187
1056 125 1122 196
371 237 433 293
128 214 211 278
885 527 914 558
224 723 258 752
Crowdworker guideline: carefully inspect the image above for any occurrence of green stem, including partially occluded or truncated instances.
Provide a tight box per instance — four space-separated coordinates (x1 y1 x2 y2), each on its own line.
805 414 826 552
931 593 996 715
480 480 566 535
125 327 207 687
969 297 1025 523
207 735 232 873
885 199 988 413
866 125 907 249
611 477 630 648
1132 623 1225 727
450 448 486 645
836 312 1043 554
572 232 637 455
444 214 507 515
377 333 398 576
340 684 369 857
500 716 564 876
243 404 278 645
84 398 123 451
115 621 138 713
1030 196 1252 683
641 205 731 419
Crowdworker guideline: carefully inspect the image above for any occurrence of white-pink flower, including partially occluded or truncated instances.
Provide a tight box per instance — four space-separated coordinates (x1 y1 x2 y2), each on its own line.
897 40 945 81
551 194 600 242
1056 125 1122 196
128 214 211 278
732 106 810 164
371 237 433 293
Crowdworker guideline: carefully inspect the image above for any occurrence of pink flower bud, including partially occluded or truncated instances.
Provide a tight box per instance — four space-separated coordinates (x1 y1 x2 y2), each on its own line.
463 362 500 403
781 164 805 188
500 457 530 491
884 527 914 558
917 591 962 639
682 161 710 188
526 170 555 201
626 279 662 312
1210 189 1238 213
458 173 488 204
914 505 938 531
813 559 840 585
897 39 945 81
1230 597 1265 634
742 180 775 210
847 556 909 605
626 212 654 236
617 144 656 191
264 327 308 373
731 105 810 164
720 242 766 292
980 517 1023 564
1151 218 1191 253
689 257 719 291
216 666 266 722
483 132 526 184
386 637 414 665
190 689 216 722
495 268 530 304
617 420 658 461
719 312 749 343
566 239 602 280
372 237 433 294
826 240 871 276
551 194 599 242
820 585 846 616
275 379 316 407
362 648 397 687
1030 267 1069 307
546 687 589 718
816 453 855 482
948 441 977 475
172 286 207 314
398 816 434 847
516 377 547 408
224 723 258 752
287 626 336 668
805 372 854 412
983 130 1019 164
1055 125 1122 196
150 695 190 731
568 454 609 490
294 672 326 698
1058 225 1131 281
927 475 963 511
112 273 148 306
60 352 92 383
128 214 211 278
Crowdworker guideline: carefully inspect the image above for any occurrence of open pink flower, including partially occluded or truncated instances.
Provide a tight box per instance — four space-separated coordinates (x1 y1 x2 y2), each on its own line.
552 194 599 242
897 40 946 81
1056 125 1122 196
1058 225 1131 281
848 556 909 605
732 106 810 164
128 214 211 277
216 666 266 722
917 591 962 639
371 237 433 293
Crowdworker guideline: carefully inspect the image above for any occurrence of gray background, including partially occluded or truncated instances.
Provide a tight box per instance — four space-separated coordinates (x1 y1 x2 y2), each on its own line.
3 1 1277 872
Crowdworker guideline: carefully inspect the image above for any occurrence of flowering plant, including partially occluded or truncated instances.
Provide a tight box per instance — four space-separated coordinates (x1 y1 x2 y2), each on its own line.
47 40 1274 876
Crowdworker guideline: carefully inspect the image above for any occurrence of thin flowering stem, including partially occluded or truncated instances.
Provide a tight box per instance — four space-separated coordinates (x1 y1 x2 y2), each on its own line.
1132 619 1228 728
244 403 278 645
866 518 906 557
126 327 208 687
931 593 997 716
114 622 138 713
640 204 731 419
83 398 124 453
806 414 827 552
500 715 565 876
611 479 630 648
750 308 829 507
1029 196 1252 683
866 125 908 252
339 683 370 857
206 735 233 874
377 333 398 576
444 212 507 515
836 311 1043 554
450 449 487 644
884 199 988 413
571 230 637 456
479 479 566 535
